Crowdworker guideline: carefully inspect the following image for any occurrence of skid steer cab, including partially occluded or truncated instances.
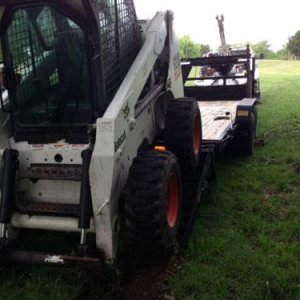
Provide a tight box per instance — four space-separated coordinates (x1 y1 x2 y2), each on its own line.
0 0 205 267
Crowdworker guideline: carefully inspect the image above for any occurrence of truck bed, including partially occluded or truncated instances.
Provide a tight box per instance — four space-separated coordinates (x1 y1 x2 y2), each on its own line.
199 100 240 142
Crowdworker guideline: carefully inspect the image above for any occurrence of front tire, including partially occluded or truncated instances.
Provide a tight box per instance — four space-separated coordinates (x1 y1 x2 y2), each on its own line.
125 151 182 250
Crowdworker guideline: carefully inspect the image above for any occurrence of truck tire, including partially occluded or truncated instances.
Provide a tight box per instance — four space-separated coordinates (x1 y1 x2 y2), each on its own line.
165 98 202 169
125 151 182 249
241 112 256 156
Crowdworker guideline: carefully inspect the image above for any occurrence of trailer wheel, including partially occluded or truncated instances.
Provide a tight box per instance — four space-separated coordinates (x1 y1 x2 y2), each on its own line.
254 80 261 102
125 151 182 249
177 168 202 248
252 105 258 138
165 98 202 169
240 112 256 156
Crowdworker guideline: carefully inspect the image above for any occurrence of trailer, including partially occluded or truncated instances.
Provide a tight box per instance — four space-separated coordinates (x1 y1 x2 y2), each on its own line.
181 48 259 155
177 50 259 246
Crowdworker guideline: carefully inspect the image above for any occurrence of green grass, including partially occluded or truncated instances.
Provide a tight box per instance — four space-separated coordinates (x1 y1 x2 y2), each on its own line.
1 60 300 299
172 60 300 299
0 267 82 300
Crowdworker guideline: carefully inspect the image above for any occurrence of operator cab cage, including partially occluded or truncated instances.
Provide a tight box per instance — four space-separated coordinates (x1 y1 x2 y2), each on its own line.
0 0 141 143
181 46 256 101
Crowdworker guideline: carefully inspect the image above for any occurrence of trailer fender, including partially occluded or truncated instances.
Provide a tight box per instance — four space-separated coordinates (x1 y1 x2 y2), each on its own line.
236 98 257 155
236 98 257 126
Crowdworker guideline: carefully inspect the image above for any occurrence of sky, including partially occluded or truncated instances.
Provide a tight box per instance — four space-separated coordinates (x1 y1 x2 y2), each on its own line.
134 0 300 51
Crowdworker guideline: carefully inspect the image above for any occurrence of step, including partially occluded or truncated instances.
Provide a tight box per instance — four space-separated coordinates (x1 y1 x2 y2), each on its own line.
16 199 79 218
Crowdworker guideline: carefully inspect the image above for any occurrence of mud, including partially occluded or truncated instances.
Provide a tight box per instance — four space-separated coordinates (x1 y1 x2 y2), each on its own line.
82 250 186 300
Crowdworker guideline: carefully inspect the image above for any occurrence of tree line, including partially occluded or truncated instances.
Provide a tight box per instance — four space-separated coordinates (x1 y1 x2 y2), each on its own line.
179 35 211 58
179 34 300 60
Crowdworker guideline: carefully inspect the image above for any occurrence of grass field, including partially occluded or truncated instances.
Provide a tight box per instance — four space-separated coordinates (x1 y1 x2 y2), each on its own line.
1 60 300 300
172 60 300 299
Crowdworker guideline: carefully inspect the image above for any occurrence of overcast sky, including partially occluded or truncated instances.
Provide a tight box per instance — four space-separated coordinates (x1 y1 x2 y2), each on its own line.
134 0 300 51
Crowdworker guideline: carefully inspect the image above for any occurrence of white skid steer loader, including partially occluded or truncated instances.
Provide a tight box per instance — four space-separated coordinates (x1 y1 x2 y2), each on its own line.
0 0 203 266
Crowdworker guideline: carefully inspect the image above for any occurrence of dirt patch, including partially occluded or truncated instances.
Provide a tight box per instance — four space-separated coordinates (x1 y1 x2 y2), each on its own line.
85 250 186 300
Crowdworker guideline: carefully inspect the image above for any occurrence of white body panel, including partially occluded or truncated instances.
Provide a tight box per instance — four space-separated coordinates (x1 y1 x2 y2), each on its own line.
10 139 87 205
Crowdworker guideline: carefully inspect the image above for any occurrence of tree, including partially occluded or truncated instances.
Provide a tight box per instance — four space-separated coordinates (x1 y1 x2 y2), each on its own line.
275 47 288 60
179 35 211 58
200 44 211 56
179 35 199 58
251 41 275 59
287 30 300 57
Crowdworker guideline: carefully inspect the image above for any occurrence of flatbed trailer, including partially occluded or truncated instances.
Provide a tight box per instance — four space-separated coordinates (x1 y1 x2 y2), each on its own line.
177 52 259 246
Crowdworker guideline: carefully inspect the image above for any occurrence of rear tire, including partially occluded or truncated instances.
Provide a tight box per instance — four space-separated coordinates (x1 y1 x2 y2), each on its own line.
125 151 182 250
252 105 258 138
240 112 256 156
165 98 202 169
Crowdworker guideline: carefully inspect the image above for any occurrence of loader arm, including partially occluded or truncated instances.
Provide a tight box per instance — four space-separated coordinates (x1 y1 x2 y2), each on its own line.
90 11 184 260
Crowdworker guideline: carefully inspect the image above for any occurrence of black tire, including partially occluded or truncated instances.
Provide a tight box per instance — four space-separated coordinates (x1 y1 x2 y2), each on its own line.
125 151 182 249
177 167 202 248
251 105 258 139
240 112 256 156
254 80 261 102
165 98 202 169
